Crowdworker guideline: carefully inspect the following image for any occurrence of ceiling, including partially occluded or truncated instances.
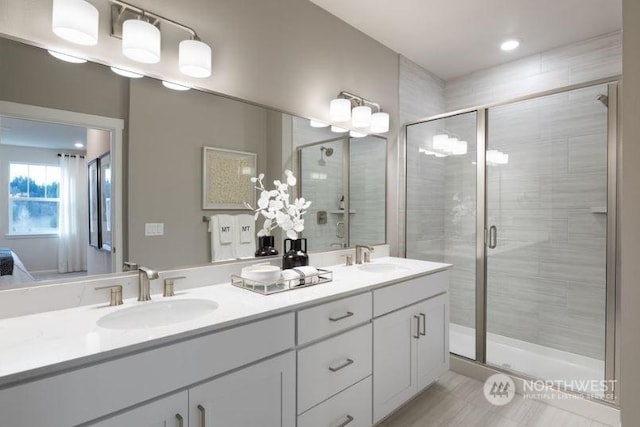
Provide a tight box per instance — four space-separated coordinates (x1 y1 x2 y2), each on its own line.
309 0 622 80
0 116 87 151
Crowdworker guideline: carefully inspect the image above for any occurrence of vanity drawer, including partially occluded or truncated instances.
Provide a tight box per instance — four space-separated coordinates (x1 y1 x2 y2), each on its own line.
297 292 372 345
297 323 372 414
298 376 372 427
373 271 449 317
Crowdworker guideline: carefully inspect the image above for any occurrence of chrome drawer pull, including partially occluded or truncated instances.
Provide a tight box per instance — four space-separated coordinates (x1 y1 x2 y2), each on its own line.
197 404 206 427
176 413 184 427
419 313 426 336
329 311 354 322
329 358 354 372
413 315 420 339
336 415 354 427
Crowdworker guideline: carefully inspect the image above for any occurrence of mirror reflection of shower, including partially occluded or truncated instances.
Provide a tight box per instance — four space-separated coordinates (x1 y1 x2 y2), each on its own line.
318 146 334 166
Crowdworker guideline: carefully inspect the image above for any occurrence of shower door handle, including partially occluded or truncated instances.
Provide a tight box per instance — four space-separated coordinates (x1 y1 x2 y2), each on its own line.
488 226 497 249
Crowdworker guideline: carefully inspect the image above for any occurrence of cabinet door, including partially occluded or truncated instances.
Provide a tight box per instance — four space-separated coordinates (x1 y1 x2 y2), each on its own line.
416 293 449 391
188 352 295 427
89 391 188 427
372 304 418 424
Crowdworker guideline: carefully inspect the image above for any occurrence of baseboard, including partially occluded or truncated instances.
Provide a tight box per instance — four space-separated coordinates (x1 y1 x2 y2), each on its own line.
450 355 621 426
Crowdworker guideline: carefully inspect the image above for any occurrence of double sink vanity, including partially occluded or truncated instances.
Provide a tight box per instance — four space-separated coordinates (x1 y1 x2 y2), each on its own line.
0 247 451 427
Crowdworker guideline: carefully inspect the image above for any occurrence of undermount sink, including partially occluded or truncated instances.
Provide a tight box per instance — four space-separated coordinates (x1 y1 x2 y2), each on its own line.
357 263 410 274
97 299 219 330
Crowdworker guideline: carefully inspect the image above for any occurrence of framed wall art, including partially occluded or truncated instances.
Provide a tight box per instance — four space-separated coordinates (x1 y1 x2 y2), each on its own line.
202 147 256 210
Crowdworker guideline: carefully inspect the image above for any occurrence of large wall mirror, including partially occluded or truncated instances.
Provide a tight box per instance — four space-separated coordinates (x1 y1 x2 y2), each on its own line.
0 36 387 290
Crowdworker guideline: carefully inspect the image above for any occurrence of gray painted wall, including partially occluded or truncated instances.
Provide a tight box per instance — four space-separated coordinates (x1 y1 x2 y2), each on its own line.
620 0 640 422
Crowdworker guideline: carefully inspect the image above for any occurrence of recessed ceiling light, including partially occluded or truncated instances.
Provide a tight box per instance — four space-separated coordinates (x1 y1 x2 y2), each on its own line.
110 66 144 79
48 50 87 63
161 81 191 91
74 142 84 148
500 39 520 52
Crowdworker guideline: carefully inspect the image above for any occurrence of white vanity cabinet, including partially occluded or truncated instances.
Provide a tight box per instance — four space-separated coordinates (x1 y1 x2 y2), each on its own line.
188 351 295 427
372 272 450 424
89 391 189 427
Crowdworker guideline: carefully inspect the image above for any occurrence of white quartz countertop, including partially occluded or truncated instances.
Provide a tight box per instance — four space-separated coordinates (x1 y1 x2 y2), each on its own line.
0 257 450 387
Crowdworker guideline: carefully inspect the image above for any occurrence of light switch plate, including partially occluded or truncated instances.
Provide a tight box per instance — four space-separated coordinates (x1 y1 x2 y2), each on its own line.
145 223 164 236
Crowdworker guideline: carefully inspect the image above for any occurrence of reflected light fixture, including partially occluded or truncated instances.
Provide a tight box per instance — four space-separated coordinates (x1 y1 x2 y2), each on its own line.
110 66 144 78
350 130 367 138
500 39 520 51
330 91 390 134
122 19 161 64
74 142 85 148
331 125 348 133
48 50 87 63
309 120 329 128
162 81 191 91
52 0 99 46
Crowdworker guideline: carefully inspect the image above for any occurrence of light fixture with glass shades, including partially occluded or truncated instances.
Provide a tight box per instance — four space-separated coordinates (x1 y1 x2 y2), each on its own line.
349 130 367 138
108 0 212 76
48 50 88 63
331 125 348 133
327 91 390 134
309 120 329 128
51 0 99 46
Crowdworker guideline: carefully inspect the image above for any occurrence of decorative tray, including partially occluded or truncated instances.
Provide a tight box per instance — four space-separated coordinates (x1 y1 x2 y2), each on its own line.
231 268 333 295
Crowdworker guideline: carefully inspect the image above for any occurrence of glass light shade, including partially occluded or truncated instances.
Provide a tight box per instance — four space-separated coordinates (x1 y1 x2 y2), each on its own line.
331 125 348 133
162 81 190 91
52 0 99 46
330 98 351 122
122 20 161 64
370 112 389 133
48 50 87 63
349 130 367 138
443 138 458 154
179 39 212 78
352 105 372 128
453 140 468 155
110 66 144 78
432 134 449 151
309 120 329 128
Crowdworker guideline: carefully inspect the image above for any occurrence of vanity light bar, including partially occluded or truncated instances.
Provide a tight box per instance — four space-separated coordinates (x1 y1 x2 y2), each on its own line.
328 91 389 134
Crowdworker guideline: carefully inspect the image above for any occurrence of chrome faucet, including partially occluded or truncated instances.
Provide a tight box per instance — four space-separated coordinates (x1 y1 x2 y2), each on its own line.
138 267 159 301
355 245 375 264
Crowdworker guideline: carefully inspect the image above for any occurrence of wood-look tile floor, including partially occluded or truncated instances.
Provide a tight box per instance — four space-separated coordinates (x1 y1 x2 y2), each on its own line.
379 371 612 427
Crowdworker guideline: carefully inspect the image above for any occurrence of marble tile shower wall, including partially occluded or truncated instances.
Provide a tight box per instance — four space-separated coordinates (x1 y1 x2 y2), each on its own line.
401 31 620 361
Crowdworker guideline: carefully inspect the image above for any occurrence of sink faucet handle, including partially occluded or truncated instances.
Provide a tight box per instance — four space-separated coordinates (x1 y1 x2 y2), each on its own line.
95 285 123 306
364 251 371 263
343 255 353 267
163 276 186 297
123 261 139 272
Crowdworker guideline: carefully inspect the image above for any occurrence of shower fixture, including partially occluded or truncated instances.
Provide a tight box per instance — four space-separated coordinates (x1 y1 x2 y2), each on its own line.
318 146 334 166
597 94 609 107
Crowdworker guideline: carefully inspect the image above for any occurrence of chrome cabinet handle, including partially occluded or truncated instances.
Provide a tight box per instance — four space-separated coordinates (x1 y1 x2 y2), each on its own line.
329 358 354 372
197 404 206 427
419 313 426 336
329 311 354 322
175 413 184 427
336 415 354 427
488 225 497 249
413 315 420 339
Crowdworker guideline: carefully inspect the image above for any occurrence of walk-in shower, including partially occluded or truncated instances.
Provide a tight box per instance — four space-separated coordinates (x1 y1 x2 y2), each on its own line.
404 79 619 401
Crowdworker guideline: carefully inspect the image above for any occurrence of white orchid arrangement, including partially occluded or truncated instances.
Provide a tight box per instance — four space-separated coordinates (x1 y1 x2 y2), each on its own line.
244 170 311 240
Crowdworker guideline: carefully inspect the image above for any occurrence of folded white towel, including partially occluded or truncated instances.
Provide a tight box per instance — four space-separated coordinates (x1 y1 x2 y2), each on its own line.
281 269 303 288
235 214 256 258
210 216 235 262
293 266 319 284
217 214 234 244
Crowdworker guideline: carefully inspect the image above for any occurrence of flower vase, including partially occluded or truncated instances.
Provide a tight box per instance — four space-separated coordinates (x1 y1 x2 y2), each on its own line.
282 238 309 269
255 235 279 257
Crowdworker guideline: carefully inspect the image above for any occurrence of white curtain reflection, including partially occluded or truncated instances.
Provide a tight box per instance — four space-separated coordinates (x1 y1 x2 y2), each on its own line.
58 155 88 273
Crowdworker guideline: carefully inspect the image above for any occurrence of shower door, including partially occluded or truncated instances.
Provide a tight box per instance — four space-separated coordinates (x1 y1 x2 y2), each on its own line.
485 84 613 392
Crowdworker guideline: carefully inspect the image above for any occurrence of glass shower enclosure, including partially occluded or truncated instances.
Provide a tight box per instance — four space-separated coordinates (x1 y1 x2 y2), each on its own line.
405 79 618 401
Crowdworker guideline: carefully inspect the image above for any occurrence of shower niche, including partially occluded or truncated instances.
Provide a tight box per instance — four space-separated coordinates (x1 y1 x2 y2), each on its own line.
296 133 386 252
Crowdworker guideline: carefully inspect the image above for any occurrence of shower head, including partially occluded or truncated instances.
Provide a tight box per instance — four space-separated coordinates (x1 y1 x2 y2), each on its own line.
597 94 608 107
320 146 334 157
